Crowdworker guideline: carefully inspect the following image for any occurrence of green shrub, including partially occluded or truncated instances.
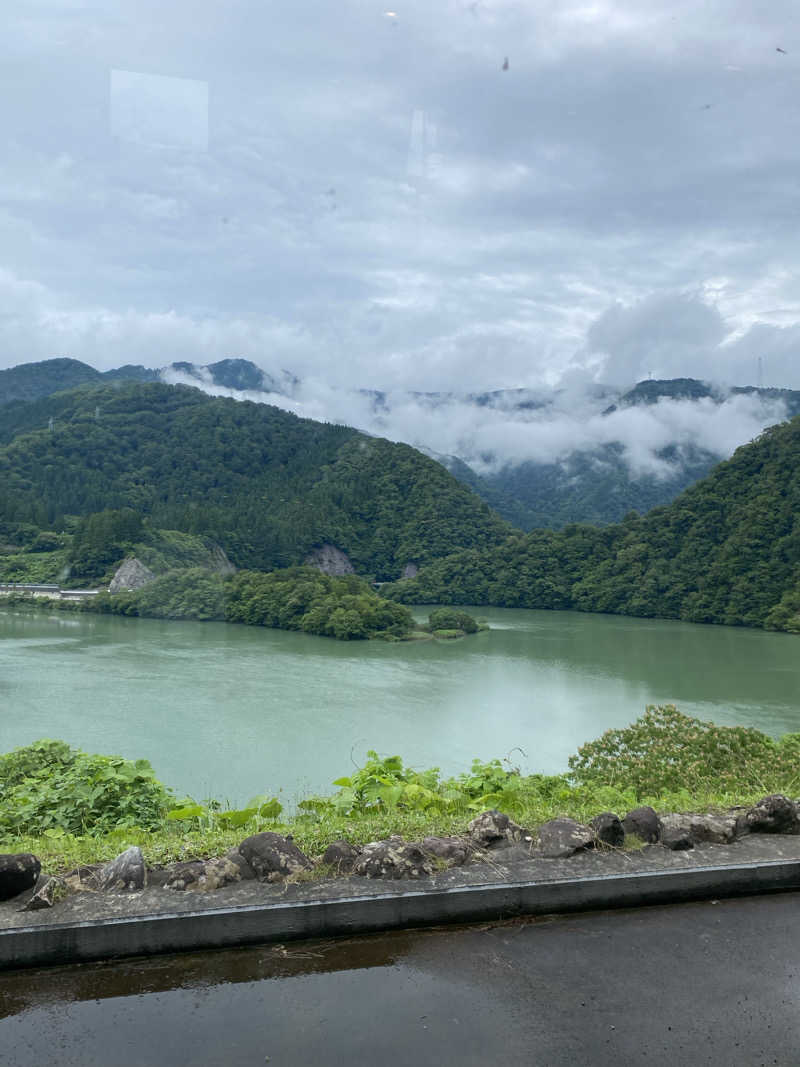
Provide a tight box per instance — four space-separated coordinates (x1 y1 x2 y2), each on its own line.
567 704 800 798
0 739 172 835
428 607 479 633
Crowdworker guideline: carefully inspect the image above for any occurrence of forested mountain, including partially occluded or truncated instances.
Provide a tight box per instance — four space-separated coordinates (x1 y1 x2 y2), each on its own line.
0 382 510 580
0 357 286 408
388 415 800 633
461 441 724 530
5 359 800 532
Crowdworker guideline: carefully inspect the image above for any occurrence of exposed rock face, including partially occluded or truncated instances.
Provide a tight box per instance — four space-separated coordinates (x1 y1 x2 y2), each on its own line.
622 806 661 843
97 847 147 891
421 836 471 867
468 810 529 850
591 812 625 848
109 557 156 593
353 837 435 879
402 563 419 579
163 857 243 892
210 544 236 575
304 544 355 576
746 795 799 834
239 832 313 882
0 853 41 901
537 818 595 858
322 840 360 873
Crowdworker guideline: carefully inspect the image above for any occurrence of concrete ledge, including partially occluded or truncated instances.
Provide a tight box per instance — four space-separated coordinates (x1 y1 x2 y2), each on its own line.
3 857 800 970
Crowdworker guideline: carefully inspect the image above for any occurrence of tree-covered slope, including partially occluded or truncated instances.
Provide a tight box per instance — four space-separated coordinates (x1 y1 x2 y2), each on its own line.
0 358 103 406
467 443 718 531
388 416 800 632
0 382 511 579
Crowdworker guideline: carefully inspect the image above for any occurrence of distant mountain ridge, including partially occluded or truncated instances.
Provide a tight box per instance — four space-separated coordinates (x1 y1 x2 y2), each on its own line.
3 358 800 531
388 412 800 633
0 381 510 580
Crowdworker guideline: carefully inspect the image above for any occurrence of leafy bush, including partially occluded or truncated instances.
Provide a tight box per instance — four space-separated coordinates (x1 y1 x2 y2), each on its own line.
568 704 800 798
28 531 63 553
0 739 172 835
298 751 570 819
428 607 479 633
166 794 282 830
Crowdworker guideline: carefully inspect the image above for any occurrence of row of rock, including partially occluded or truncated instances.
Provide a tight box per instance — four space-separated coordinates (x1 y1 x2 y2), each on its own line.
2 794 798 906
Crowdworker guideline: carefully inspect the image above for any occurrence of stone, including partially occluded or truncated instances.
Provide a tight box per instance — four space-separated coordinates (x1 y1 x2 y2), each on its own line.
468 810 529 850
421 836 471 867
239 832 313 882
304 544 355 576
322 840 360 873
401 563 419 579
689 814 741 844
22 875 67 911
746 794 799 834
622 806 662 844
0 853 41 901
657 813 743 849
224 849 257 880
108 557 156 594
164 857 242 892
537 818 594 859
353 837 435 879
591 812 625 848
96 846 146 891
660 820 694 851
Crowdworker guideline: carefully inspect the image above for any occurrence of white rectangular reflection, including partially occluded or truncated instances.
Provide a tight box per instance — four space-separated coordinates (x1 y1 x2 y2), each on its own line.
110 69 209 151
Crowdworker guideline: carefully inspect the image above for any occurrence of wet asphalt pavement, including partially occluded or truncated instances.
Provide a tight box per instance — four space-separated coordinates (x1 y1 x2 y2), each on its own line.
1 892 799 1066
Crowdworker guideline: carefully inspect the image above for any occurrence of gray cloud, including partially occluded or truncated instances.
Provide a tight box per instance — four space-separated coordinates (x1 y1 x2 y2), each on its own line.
1 0 800 393
161 363 789 480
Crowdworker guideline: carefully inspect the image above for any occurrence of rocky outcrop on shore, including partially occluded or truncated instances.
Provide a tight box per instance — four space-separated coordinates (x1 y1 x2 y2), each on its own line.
304 544 355 576
108 558 155 593
6 793 800 912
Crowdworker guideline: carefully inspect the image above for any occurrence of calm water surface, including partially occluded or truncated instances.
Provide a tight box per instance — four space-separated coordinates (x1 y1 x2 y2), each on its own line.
1 607 798 803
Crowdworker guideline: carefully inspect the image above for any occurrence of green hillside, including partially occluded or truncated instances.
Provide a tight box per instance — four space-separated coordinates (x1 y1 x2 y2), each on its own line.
0 382 511 580
388 416 800 632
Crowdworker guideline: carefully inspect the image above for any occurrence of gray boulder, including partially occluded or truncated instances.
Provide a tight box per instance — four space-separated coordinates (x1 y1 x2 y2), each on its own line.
468 810 530 850
661 813 741 846
353 837 435 879
0 853 41 901
163 857 243 892
591 812 625 848
22 875 66 911
224 849 257 880
661 821 694 850
97 846 146 891
622 806 661 843
322 840 360 873
239 832 313 882
537 818 594 859
108 557 155 593
421 836 471 867
746 795 799 834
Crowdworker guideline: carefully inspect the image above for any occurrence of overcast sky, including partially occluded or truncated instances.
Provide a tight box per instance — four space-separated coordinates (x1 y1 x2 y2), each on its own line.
3 0 800 391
